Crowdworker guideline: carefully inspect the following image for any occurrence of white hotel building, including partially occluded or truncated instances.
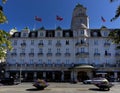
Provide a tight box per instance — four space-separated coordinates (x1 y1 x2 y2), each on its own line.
6 4 120 82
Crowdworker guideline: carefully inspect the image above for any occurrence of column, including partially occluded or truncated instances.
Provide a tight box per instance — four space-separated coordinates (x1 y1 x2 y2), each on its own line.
71 71 74 81
74 71 77 81
114 72 118 82
61 71 64 81
52 72 55 81
43 72 46 79
25 72 27 79
34 72 37 79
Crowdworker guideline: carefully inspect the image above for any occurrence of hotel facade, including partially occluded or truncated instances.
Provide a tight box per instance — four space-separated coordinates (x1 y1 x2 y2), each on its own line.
6 4 120 82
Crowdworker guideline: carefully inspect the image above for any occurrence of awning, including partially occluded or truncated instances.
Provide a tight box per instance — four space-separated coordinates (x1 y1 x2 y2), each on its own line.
73 65 94 69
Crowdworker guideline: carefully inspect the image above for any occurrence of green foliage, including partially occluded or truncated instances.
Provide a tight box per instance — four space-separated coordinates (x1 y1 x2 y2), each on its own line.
109 29 120 48
0 30 12 59
0 0 12 59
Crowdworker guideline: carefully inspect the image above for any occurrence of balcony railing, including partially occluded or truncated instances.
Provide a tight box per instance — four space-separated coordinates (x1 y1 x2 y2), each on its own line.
11 53 17 56
29 53 34 57
21 43 26 47
104 43 110 47
75 42 88 46
55 53 61 56
20 53 25 56
47 53 52 57
115 53 120 57
76 52 89 57
38 43 44 47
94 53 100 57
38 53 44 56
64 53 71 57
104 53 111 57
56 43 61 47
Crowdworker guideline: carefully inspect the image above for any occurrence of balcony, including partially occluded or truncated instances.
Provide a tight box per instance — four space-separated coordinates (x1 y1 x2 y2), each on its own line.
64 53 71 57
47 53 52 57
55 53 61 56
115 53 120 58
75 42 88 47
21 43 26 47
29 53 34 57
94 53 100 57
11 53 17 56
104 53 111 57
20 53 25 56
76 52 89 58
56 43 61 47
38 53 44 56
38 43 44 47
104 43 110 47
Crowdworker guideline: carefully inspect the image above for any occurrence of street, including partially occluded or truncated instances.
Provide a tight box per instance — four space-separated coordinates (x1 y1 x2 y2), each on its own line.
0 82 120 93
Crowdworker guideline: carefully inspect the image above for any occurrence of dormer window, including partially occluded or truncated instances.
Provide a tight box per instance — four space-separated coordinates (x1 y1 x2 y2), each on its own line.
40 32 43 36
57 32 61 37
104 32 108 37
23 33 27 37
93 32 97 36
81 30 84 35
65 32 70 37
15 33 19 37
31 33 35 37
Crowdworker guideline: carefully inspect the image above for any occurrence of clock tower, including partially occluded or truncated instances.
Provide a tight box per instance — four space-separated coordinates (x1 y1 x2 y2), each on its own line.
71 3 89 31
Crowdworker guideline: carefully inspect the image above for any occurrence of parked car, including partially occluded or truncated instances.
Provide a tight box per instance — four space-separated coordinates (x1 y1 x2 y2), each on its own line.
83 78 108 84
94 80 114 91
0 78 14 85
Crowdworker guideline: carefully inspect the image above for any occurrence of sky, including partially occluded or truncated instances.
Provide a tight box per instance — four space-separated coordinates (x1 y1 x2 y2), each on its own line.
0 0 120 31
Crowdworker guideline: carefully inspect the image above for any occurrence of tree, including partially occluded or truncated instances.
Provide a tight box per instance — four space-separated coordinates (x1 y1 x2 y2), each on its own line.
0 0 12 60
108 0 120 47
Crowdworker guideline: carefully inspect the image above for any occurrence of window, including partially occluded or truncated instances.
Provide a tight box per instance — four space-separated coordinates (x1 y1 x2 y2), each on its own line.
23 33 27 37
66 40 69 45
40 32 43 36
48 48 51 53
23 40 26 43
94 40 98 45
57 32 61 37
31 40 34 45
15 33 19 37
48 40 52 45
94 48 98 53
104 32 108 37
56 59 61 64
81 30 84 35
14 40 17 45
57 48 60 53
65 59 69 64
93 32 97 36
31 48 34 53
38 59 42 64
66 48 69 53
13 49 16 53
81 48 85 52
39 48 43 53
31 33 35 37
22 49 25 53
30 59 34 64
48 59 52 64
65 32 69 37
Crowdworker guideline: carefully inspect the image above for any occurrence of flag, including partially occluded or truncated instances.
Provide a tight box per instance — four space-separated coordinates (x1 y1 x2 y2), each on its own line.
101 16 106 22
56 15 63 21
35 16 42 22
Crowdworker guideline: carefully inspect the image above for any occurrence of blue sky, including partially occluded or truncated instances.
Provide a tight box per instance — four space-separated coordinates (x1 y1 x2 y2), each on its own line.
0 0 120 31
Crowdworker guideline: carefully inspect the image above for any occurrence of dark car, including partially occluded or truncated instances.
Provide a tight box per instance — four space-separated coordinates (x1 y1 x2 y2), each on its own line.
0 78 14 85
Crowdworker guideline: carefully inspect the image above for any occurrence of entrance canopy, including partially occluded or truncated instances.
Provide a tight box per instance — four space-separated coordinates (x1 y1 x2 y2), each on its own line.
74 65 94 69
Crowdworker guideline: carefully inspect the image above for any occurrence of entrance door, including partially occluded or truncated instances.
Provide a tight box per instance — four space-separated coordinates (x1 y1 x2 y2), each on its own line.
77 71 88 82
